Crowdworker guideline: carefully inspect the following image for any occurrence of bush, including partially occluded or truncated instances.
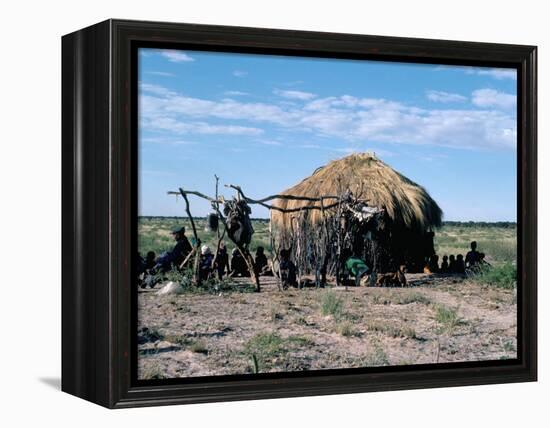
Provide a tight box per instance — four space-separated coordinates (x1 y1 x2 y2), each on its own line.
337 321 357 337
321 291 344 320
243 332 314 372
477 263 517 289
245 332 284 359
366 321 417 339
364 343 390 366
434 304 462 333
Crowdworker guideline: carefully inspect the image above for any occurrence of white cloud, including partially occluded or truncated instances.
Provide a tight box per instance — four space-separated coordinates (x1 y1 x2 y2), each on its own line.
139 83 517 150
258 140 282 146
140 92 295 125
436 65 517 80
273 89 316 100
139 82 176 97
146 71 175 77
426 90 467 103
472 89 517 109
142 116 263 137
233 70 248 77
467 68 517 80
160 50 195 63
224 90 249 96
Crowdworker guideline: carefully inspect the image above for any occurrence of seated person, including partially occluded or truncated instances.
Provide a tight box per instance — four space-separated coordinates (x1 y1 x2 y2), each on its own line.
468 252 491 273
448 255 457 273
198 245 214 282
344 254 371 287
254 246 272 276
154 226 193 273
229 248 250 277
423 257 432 274
214 242 229 280
279 248 297 288
137 252 146 276
465 241 481 268
440 255 449 273
479 252 490 266
145 251 156 270
455 254 466 274
428 254 440 273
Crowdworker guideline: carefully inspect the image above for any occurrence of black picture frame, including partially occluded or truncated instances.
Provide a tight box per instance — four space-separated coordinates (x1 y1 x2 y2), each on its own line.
61 19 537 408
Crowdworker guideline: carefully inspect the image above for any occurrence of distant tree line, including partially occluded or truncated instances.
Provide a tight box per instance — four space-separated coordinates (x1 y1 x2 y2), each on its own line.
442 221 517 228
139 216 516 228
139 215 271 222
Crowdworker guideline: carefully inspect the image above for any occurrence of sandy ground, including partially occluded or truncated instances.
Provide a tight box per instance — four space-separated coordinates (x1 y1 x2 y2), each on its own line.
137 274 517 379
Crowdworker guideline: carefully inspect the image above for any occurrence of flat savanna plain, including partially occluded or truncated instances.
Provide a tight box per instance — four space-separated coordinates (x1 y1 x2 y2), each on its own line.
137 218 517 379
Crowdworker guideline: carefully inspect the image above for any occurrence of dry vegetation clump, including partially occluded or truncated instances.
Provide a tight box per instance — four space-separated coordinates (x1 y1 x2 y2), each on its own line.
433 304 464 333
366 320 418 339
243 332 315 373
320 290 345 320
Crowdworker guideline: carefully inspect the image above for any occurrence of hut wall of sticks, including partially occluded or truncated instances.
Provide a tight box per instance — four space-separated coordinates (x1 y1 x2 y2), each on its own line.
270 153 443 280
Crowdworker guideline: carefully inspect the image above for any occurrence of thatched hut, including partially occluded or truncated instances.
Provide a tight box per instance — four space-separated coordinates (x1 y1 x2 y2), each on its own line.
270 153 442 275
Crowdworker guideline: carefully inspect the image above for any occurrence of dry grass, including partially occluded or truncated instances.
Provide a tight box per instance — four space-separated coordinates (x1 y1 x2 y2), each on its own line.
137 274 517 379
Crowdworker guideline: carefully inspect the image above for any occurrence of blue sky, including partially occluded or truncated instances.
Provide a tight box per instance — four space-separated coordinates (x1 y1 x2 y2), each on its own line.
138 48 517 221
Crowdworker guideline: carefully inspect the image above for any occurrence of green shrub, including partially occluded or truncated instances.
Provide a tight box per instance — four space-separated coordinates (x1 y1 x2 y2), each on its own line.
434 305 462 333
243 332 313 372
245 332 283 358
321 291 344 320
477 263 517 289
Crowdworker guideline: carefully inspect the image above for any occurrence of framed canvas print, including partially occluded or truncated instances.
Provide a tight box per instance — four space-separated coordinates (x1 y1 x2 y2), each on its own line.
62 19 537 408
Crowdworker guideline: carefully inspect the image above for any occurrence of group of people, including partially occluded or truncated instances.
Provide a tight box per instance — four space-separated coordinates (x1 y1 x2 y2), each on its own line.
138 225 277 288
138 226 491 289
424 241 489 274
208 244 274 280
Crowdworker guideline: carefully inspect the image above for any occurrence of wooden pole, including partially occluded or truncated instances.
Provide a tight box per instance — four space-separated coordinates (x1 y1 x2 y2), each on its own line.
211 175 225 272
179 190 200 285
269 221 282 291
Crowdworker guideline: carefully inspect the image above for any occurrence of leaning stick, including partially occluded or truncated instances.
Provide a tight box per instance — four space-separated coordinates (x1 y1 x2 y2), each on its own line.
179 247 196 270
211 175 224 271
179 190 200 284
269 221 282 291
179 190 199 242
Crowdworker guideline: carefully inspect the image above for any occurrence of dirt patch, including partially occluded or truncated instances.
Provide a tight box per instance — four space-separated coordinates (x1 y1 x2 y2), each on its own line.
137 274 517 379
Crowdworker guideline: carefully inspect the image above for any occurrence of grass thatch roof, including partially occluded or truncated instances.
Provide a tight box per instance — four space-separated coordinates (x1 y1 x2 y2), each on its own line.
271 153 442 232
